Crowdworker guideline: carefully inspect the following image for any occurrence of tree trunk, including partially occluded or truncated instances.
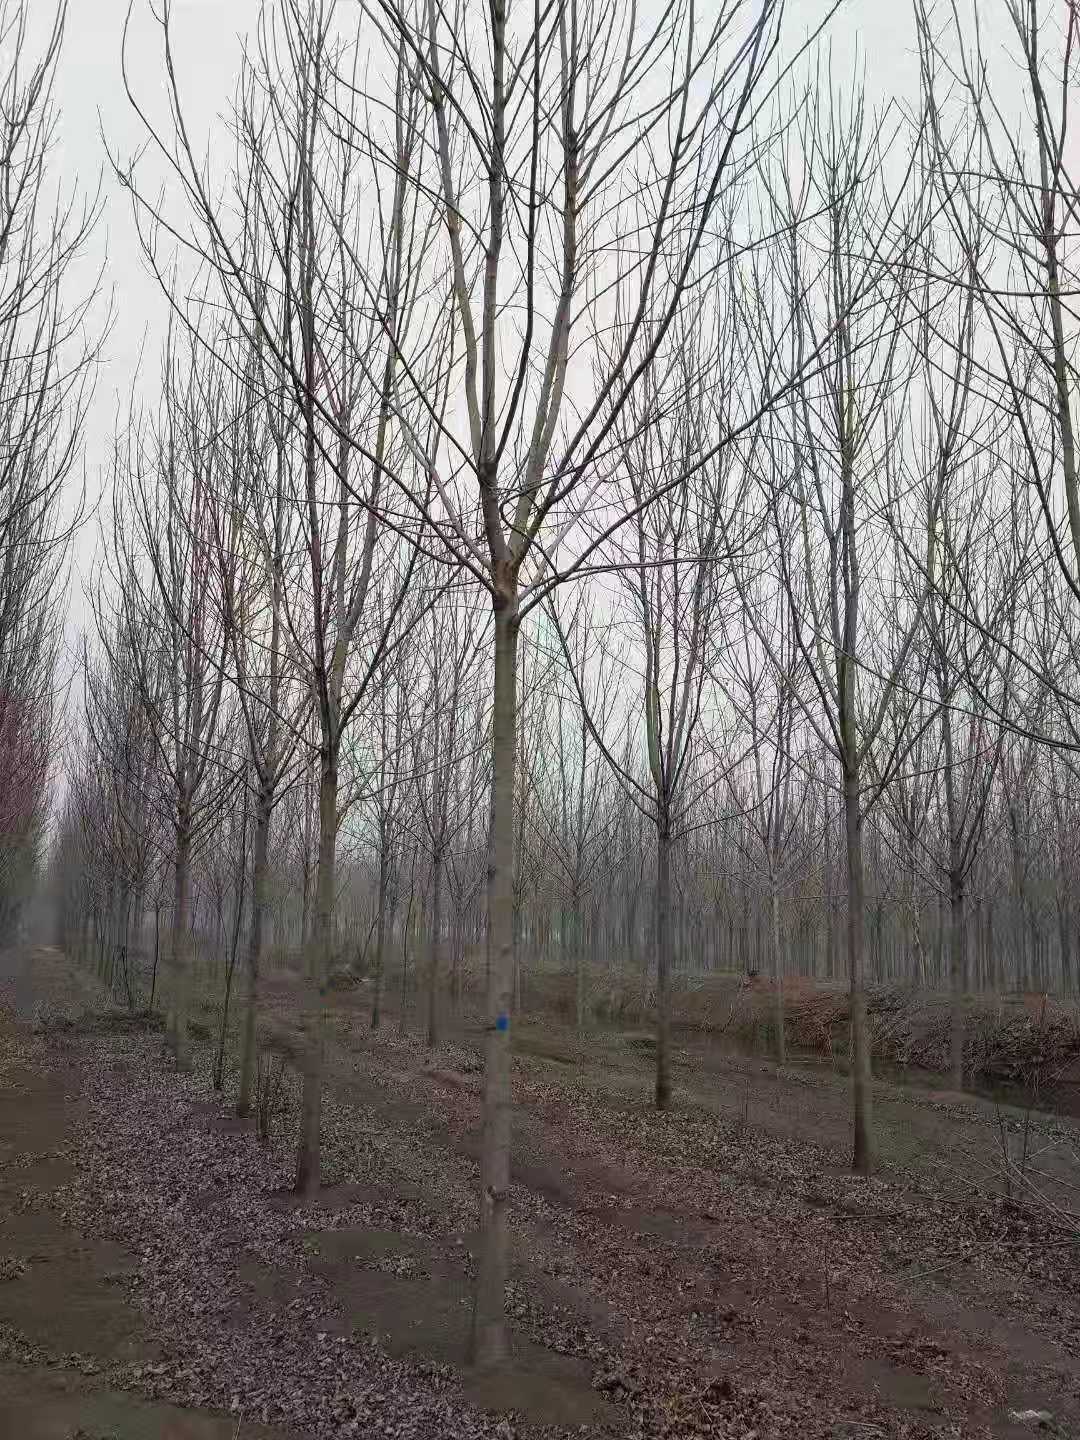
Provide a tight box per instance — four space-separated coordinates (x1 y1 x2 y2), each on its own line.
824 801 835 981
238 792 271 1117
399 851 417 1036
771 877 786 1066
655 816 672 1111
626 880 639 975
294 749 337 1196
122 891 135 1010
949 869 965 1092
167 810 193 1070
299 759 314 952
573 891 585 1040
451 910 463 1012
471 597 518 1370
844 764 873 1176
512 899 523 1015
426 845 443 1048
215 804 249 1092
1058 892 1072 995
150 904 160 1011
372 840 390 1030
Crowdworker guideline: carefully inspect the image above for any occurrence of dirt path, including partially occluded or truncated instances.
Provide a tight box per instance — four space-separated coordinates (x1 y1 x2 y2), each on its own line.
1 950 608 1439
0 946 302 1440
4 949 1080 1439
501 1014 1080 1214
315 1002 1080 1439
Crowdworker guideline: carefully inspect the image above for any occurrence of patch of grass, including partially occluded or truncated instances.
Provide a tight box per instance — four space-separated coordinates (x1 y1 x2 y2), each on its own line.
90 1008 166 1035
513 1032 579 1065
618 1031 656 1052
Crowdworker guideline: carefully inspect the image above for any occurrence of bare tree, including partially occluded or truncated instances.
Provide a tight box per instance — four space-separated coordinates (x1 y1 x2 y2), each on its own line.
722 580 811 1064
407 588 486 1046
207 280 310 1117
553 308 750 1110
746 80 934 1174
916 0 1080 590
101 324 232 1069
0 0 102 929
118 0 441 1188
364 0 799 1359
80 616 161 1002
369 658 409 1031
531 606 616 1039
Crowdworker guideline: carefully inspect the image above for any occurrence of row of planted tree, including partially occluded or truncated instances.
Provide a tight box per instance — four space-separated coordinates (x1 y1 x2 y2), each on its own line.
54 630 1080 1038
6 0 1080 1369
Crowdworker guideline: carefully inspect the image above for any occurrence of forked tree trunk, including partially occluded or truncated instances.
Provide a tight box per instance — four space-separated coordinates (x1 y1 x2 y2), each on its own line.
843 763 873 1176
238 792 271 1117
471 597 518 1369
295 750 337 1196
655 817 672 1111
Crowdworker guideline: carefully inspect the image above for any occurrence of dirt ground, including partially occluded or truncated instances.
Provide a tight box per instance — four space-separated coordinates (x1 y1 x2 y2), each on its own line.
0 945 303 1440
2 948 1079 1439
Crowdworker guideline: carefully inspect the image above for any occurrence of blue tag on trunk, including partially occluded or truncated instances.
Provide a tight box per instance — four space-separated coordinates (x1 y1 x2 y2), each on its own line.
495 1013 509 1032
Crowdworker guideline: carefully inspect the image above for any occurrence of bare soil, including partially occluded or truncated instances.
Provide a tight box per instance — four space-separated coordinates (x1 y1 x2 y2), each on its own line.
0 945 301 1440
2 947 1079 1439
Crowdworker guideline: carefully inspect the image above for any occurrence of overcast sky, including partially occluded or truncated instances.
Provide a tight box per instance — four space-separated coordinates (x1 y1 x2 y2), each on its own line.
51 0 997 632
52 0 260 635
58 0 262 435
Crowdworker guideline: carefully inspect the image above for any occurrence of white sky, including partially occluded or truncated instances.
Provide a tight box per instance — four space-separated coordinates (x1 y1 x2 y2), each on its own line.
58 0 262 466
